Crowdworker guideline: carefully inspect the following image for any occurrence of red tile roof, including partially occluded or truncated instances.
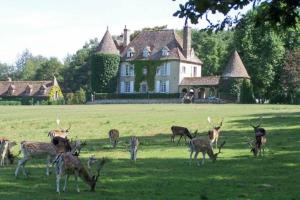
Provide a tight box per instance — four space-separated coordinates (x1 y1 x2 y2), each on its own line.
180 76 220 86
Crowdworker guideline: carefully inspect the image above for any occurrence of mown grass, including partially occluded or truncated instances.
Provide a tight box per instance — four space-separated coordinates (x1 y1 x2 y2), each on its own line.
0 104 299 200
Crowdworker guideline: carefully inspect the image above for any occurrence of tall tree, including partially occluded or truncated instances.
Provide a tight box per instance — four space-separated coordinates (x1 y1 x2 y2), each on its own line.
0 62 14 80
35 57 63 81
173 0 300 30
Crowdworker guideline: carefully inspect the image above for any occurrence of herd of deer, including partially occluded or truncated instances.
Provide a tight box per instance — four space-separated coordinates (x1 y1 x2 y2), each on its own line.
0 116 267 193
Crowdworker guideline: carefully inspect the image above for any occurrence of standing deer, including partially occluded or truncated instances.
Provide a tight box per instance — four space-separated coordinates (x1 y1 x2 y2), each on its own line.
108 129 119 148
249 117 267 156
54 152 106 193
0 139 16 166
207 117 224 149
171 126 197 145
130 136 139 162
15 137 80 177
189 138 225 165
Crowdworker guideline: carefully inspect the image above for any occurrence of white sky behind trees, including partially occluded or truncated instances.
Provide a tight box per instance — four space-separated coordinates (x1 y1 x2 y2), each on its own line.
0 0 251 65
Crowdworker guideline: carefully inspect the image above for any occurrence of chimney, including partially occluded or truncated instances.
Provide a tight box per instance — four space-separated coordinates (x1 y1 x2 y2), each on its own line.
183 25 191 59
123 25 130 46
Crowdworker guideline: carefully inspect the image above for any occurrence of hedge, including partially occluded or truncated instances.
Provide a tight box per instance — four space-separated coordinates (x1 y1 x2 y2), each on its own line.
94 93 180 99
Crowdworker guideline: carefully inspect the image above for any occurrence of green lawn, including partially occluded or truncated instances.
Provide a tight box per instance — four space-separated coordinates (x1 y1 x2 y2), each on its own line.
0 104 299 200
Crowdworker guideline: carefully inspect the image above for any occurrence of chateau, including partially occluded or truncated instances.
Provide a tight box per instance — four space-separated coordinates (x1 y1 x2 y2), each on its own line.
96 25 250 101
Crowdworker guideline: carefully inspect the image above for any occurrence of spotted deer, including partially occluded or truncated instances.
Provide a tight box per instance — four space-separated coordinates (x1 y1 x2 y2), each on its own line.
15 137 81 177
207 117 224 149
249 116 267 156
130 136 139 161
0 139 16 166
171 126 197 145
189 138 225 165
54 152 106 193
108 129 119 148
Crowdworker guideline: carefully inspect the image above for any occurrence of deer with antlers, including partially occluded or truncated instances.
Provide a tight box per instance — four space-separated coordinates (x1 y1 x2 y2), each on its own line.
108 129 119 148
189 138 225 165
207 117 224 149
171 126 198 145
249 116 267 156
48 123 72 139
54 152 107 193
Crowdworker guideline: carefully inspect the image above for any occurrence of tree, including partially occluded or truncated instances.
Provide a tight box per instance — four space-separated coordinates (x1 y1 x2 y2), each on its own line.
192 29 234 75
234 10 285 102
0 62 14 80
240 79 255 103
19 55 48 80
173 0 300 30
35 57 63 81
281 48 300 103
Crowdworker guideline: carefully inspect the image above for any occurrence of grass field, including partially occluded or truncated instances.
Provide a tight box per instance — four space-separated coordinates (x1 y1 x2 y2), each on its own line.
0 104 299 200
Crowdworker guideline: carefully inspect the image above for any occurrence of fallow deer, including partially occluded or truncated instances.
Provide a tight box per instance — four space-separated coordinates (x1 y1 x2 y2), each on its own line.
54 152 106 193
15 136 81 177
108 129 119 148
130 136 139 162
249 117 267 156
48 123 71 139
207 117 224 149
189 138 225 165
171 126 197 145
0 140 16 166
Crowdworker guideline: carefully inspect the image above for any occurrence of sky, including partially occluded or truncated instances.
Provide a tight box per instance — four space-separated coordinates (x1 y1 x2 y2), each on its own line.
0 0 251 65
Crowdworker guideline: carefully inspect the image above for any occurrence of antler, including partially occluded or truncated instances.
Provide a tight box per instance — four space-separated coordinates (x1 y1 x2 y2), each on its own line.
66 123 71 132
249 116 263 128
219 118 224 127
95 157 107 182
207 116 215 128
218 141 226 154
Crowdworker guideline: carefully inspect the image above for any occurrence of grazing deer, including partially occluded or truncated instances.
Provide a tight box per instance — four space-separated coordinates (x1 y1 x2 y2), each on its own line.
0 140 17 166
15 137 80 177
54 152 106 193
108 129 119 148
171 126 197 145
130 136 139 162
249 117 267 156
189 138 225 165
207 117 224 149
48 124 71 139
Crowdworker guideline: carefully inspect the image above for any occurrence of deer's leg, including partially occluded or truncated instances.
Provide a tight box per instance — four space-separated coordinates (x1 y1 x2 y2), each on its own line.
63 174 69 192
215 139 218 150
194 151 200 166
15 156 29 177
134 149 138 161
177 136 183 145
56 174 61 193
46 155 52 176
201 152 206 165
184 136 187 143
75 172 80 192
189 151 194 165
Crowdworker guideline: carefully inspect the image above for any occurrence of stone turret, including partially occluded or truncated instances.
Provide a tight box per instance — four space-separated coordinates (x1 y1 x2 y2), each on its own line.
96 27 119 55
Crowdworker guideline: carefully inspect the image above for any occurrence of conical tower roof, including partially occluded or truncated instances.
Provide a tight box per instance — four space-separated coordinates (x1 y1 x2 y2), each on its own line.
96 29 119 55
222 50 250 78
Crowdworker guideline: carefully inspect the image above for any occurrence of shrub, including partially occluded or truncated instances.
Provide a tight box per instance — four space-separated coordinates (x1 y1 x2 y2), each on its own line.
65 88 86 104
240 79 255 103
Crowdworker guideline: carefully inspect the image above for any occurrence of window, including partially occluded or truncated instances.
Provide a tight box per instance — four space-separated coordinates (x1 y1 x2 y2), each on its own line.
125 82 131 93
141 83 147 93
193 66 197 77
156 67 161 75
25 85 32 95
160 80 166 93
161 63 167 76
143 46 151 58
125 65 134 76
182 66 186 73
127 47 135 58
162 47 169 57
143 67 147 75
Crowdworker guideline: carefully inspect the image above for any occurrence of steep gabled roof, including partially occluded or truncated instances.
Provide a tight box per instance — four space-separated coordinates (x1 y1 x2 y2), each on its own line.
0 80 54 97
120 30 202 64
96 29 119 55
180 76 220 86
222 50 250 78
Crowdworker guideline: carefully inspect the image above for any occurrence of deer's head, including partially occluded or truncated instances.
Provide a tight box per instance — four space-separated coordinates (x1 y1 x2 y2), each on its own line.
211 141 226 162
249 116 263 132
208 117 224 131
89 157 107 192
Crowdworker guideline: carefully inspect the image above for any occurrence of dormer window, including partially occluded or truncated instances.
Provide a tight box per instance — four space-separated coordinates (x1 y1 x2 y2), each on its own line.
143 46 151 58
127 47 135 58
40 85 47 95
8 84 15 95
162 46 170 57
25 84 33 95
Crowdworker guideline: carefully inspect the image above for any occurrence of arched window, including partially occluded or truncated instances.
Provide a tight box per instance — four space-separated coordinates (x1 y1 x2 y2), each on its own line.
127 47 135 58
161 46 169 57
8 84 15 96
40 85 47 95
25 84 33 95
143 46 151 58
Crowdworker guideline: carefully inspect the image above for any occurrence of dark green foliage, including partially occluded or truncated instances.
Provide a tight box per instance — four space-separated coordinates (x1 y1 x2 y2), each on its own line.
130 60 164 92
173 0 300 30
192 29 234 75
94 93 180 99
91 53 120 93
219 78 243 102
35 57 63 81
65 88 86 104
240 79 255 103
